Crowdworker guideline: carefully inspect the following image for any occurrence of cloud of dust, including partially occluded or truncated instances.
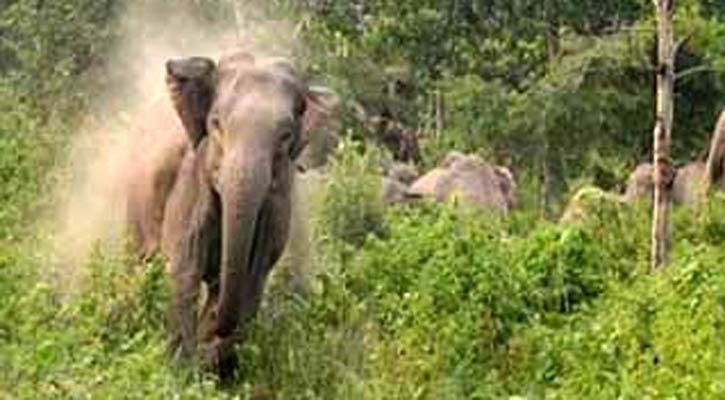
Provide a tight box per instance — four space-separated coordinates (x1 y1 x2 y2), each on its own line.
46 0 314 287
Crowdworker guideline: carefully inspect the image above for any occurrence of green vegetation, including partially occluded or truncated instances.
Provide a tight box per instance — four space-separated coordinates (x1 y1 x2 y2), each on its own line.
1 0 725 398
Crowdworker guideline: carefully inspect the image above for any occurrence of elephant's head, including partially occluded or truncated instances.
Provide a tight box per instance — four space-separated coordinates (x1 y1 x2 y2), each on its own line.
622 162 654 202
385 162 419 186
493 166 517 210
165 52 333 339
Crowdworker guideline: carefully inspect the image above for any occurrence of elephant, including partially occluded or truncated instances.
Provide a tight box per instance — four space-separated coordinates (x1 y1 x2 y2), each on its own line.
561 185 626 223
565 162 706 223
672 161 707 205
386 161 419 185
620 161 706 205
678 110 725 203
129 51 333 378
565 163 650 222
380 162 419 205
407 151 517 214
704 110 725 191
622 162 654 203
294 88 341 170
125 95 189 259
622 110 725 206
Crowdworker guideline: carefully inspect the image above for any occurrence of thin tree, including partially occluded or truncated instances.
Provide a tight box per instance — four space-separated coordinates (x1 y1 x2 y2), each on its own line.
651 0 676 270
703 110 725 195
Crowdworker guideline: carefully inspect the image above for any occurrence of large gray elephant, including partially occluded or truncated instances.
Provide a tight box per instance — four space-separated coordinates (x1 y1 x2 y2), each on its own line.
407 151 517 214
133 52 333 378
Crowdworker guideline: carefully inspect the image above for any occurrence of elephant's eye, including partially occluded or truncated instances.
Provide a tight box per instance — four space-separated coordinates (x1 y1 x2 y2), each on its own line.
280 130 293 142
209 116 221 132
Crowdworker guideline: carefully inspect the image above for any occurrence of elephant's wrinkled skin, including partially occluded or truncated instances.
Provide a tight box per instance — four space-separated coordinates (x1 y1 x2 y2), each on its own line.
407 151 517 214
130 52 332 377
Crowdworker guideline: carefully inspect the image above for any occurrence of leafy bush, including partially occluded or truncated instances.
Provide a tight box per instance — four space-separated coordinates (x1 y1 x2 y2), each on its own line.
0 238 228 398
3 169 725 398
320 138 386 247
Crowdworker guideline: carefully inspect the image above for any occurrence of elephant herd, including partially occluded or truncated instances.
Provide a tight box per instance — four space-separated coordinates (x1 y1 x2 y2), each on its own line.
379 151 516 214
563 110 725 220
123 48 724 379
603 109 725 207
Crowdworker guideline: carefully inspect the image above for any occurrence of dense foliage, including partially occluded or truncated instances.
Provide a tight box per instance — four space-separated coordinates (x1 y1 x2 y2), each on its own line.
4 162 725 397
1 0 725 398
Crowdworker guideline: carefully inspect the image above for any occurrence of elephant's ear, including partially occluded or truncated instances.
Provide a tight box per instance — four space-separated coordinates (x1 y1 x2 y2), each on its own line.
493 166 514 192
165 57 217 147
290 86 339 160
493 166 517 207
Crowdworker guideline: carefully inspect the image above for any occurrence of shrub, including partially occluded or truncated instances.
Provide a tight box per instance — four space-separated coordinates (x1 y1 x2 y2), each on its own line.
320 137 386 247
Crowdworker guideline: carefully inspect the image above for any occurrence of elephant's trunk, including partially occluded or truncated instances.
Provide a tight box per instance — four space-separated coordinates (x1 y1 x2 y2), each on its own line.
215 148 272 338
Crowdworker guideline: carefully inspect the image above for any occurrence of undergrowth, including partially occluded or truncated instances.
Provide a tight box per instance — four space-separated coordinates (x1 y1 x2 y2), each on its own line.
3 143 725 398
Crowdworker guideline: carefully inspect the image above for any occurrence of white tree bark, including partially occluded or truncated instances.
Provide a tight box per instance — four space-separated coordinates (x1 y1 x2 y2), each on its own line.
703 110 725 194
651 0 676 270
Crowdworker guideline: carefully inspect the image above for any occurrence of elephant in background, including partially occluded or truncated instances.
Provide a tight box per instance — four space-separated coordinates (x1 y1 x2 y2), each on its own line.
406 151 517 214
623 161 710 205
561 185 627 223
128 51 333 378
380 162 419 205
125 95 190 259
294 88 341 170
672 161 706 205
622 109 725 206
622 162 654 203
674 110 725 204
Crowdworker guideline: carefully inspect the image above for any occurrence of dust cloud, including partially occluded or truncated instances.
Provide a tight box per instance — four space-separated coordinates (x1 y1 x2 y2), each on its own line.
45 0 313 288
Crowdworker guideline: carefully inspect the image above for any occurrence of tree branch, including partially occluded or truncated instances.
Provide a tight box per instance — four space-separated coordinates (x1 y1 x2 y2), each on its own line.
673 34 691 58
676 65 723 81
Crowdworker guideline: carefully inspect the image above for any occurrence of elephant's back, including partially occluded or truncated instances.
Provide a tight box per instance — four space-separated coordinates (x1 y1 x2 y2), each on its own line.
125 94 189 258
408 168 448 200
130 96 187 163
673 161 706 205
446 164 508 212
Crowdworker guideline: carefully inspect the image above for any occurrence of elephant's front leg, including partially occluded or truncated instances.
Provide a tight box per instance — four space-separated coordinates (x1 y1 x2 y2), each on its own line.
167 183 220 364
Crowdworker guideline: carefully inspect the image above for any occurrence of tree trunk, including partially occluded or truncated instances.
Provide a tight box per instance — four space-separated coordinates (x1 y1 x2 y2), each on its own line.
540 152 553 220
435 87 443 141
651 0 676 270
540 0 558 220
703 110 725 194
